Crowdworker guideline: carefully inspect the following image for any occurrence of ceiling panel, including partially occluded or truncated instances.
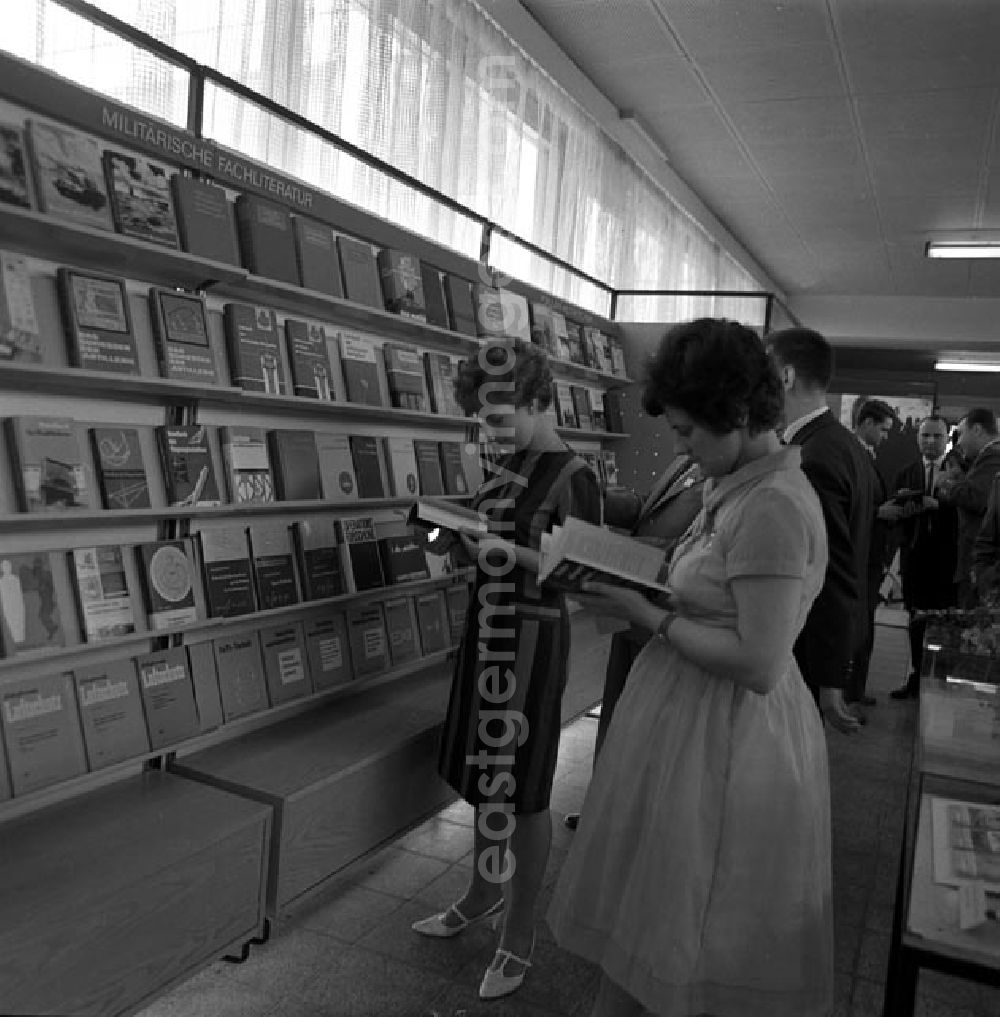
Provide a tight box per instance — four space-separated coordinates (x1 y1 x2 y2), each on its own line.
725 97 856 146
855 89 997 140
694 44 845 103
878 194 981 234
601 55 710 112
966 261 1000 296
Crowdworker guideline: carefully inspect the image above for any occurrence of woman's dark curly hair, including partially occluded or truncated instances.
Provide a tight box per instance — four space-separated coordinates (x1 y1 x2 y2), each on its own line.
453 340 554 417
642 318 783 435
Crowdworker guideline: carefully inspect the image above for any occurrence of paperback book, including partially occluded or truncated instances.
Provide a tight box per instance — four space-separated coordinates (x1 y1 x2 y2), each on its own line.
424 352 463 418
69 544 135 641
336 235 383 309
248 521 299 610
185 642 224 732
259 621 312 705
383 435 420 498
335 515 385 593
235 193 298 284
339 332 384 406
421 263 450 328
219 425 274 504
148 287 217 384
377 248 426 319
443 275 477 336
268 428 321 501
414 589 449 654
57 268 140 375
445 583 471 640
610 337 627 376
383 342 428 410
0 123 31 209
170 174 240 265
316 431 360 502
529 303 560 359
554 382 577 429
0 551 65 655
439 441 468 495
90 427 151 510
292 517 345 600
303 613 353 689
198 526 256 618
0 251 42 362
1 671 87 796
284 319 334 400
102 150 178 247
213 631 270 721
6 415 88 511
413 438 446 496
378 532 430 586
224 302 286 394
73 658 149 770
565 321 585 364
346 602 389 677
550 310 571 361
349 434 386 499
570 385 594 431
26 119 113 229
603 389 624 433
134 645 200 749
156 424 221 507
499 289 531 342
383 596 419 666
292 216 344 297
136 539 199 631
474 284 505 338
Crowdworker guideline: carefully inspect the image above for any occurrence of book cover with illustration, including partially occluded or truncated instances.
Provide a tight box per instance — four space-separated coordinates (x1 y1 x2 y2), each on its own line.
6 415 88 511
156 424 221 507
424 352 463 418
0 251 42 362
73 657 149 770
219 425 274 504
136 539 199 631
102 150 178 248
26 119 113 229
57 268 140 375
69 544 135 641
285 319 334 400
198 526 256 618
224 302 286 394
377 248 426 319
90 426 150 510
383 341 428 410
148 287 217 384
0 551 64 655
0 123 31 209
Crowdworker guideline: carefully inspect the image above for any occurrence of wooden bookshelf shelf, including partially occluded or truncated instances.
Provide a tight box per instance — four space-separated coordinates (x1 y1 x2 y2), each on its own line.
0 205 245 291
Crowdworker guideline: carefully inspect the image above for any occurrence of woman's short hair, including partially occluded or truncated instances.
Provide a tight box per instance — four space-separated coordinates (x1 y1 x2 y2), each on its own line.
453 340 554 417
642 318 783 435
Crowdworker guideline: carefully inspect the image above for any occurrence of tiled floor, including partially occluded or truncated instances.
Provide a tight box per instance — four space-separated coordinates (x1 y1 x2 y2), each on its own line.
136 608 1000 1017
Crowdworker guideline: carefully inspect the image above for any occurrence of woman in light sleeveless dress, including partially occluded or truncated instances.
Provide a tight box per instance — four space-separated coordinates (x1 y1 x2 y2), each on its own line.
548 319 834 1017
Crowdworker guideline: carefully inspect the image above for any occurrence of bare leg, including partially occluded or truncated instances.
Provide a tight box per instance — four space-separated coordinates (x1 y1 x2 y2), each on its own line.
438 806 505 930
590 973 646 1017
496 808 551 968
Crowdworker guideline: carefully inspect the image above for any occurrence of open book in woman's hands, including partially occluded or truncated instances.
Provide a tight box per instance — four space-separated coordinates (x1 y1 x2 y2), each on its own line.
407 497 489 538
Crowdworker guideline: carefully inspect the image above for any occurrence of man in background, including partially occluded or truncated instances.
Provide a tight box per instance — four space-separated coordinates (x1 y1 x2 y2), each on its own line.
935 408 1000 608
889 415 957 698
769 328 874 734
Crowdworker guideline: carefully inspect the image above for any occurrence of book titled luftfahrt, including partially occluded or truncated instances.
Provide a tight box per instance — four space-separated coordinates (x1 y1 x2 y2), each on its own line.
1 672 88 796
304 613 353 690
0 123 31 209
102 150 179 248
156 424 221 507
0 252 42 362
0 551 65 655
339 332 384 406
346 602 389 677
6 415 88 511
377 249 426 319
248 521 299 610
267 428 321 501
136 539 199 631
57 268 140 375
134 645 201 749
224 302 286 394
69 544 135 641
90 427 151 510
315 431 359 502
284 319 334 400
235 193 299 284
336 235 383 309
292 518 345 600
213 631 270 721
170 174 240 265
148 287 217 384
198 526 256 618
219 425 274 504
259 621 312 705
292 216 344 297
26 119 113 230
73 658 149 770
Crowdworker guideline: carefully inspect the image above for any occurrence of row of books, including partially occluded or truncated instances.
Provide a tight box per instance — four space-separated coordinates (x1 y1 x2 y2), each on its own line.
0 582 469 799
0 116 627 371
5 415 486 513
0 515 447 656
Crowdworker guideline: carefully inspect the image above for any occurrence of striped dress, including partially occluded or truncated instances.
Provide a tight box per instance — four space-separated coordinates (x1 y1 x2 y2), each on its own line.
438 445 601 815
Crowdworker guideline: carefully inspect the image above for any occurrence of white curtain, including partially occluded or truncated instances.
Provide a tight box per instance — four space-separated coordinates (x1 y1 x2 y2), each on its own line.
6 0 764 320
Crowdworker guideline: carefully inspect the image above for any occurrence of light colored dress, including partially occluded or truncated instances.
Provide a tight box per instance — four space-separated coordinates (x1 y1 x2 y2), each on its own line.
547 447 834 1017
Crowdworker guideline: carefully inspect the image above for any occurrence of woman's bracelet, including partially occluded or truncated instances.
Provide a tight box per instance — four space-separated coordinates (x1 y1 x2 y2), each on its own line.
657 608 679 641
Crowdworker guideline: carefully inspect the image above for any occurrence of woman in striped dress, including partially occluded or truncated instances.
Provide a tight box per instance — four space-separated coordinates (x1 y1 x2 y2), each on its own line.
411 340 601 1001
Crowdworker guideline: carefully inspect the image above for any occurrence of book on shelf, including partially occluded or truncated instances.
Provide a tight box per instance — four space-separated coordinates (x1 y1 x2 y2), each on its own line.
223 302 286 394
90 427 151 510
213 631 270 721
583 326 606 371
550 310 571 361
136 539 199 631
102 150 178 248
565 321 585 365
383 341 428 410
1 671 87 796
413 438 446 496
445 583 471 640
339 331 384 406
147 286 218 384
303 613 353 689
406 497 488 538
26 118 113 230
591 398 606 432
538 516 673 596
219 425 274 504
135 645 201 749
259 620 312 705
249 520 299 610
336 235 383 309
377 248 426 319
335 514 385 593
383 596 419 666
56 267 140 375
69 544 135 641
601 449 620 488
553 382 577 429
570 385 594 431
0 251 42 362
267 428 321 501
382 435 420 498
292 216 344 297
170 174 240 265
421 263 450 328
0 123 31 209
346 602 389 677
185 642 224 731
931 796 1000 891
610 337 626 376
0 551 65 655
499 289 531 343
460 439 485 495
292 517 345 600
603 389 624 433
439 441 469 496
444 275 477 337
378 531 430 586
197 526 256 618
6 415 88 511
156 424 221 507
73 657 150 770
349 434 387 499
474 284 505 338
284 319 335 400
414 588 449 654
529 303 560 359
235 193 299 285
424 352 464 418
315 431 359 502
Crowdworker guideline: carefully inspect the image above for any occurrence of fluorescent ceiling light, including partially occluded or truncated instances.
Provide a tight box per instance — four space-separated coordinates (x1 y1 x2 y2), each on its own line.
926 241 1000 259
935 360 1000 373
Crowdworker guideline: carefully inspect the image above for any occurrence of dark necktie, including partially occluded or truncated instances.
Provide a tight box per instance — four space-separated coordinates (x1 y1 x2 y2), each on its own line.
925 462 934 496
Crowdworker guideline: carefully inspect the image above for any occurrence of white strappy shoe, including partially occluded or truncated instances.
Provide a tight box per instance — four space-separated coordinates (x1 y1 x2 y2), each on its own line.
410 898 504 939
478 935 535 999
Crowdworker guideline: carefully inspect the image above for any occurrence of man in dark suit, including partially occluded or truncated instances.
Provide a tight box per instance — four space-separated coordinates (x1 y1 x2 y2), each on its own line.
768 328 875 734
565 452 704 829
889 415 957 698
